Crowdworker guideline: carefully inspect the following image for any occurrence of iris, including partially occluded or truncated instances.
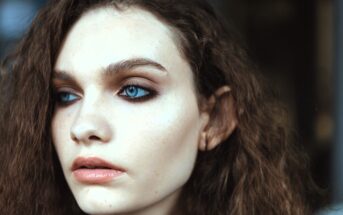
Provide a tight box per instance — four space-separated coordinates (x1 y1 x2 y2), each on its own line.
57 92 79 104
122 86 150 99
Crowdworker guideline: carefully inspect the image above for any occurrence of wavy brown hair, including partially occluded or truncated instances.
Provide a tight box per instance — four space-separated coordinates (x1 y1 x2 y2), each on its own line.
0 0 321 214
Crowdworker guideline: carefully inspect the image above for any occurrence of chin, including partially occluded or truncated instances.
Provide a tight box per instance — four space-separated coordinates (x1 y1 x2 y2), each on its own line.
74 186 140 215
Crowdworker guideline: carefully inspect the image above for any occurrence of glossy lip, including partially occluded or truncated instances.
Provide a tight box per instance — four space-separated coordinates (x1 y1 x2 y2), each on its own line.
71 157 126 184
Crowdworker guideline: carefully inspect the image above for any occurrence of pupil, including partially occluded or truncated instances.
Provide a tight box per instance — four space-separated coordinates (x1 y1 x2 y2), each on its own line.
61 93 69 101
127 86 138 97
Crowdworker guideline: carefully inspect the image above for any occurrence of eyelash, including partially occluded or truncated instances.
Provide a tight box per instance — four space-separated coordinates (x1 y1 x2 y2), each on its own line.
54 83 157 106
118 83 157 102
54 91 80 106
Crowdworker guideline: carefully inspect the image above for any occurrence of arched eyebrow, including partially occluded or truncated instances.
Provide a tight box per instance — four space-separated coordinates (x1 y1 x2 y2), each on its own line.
103 58 167 80
52 70 80 88
53 58 167 85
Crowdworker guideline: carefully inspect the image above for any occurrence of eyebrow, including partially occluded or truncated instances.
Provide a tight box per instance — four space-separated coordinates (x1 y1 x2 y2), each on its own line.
52 70 79 86
103 58 167 79
53 58 167 84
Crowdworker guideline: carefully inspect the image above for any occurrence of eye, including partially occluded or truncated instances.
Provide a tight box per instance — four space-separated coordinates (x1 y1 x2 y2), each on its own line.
118 85 154 101
55 91 80 105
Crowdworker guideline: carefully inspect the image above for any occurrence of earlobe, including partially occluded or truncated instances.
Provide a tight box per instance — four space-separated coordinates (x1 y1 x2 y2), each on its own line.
198 85 238 151
198 131 207 151
198 111 210 151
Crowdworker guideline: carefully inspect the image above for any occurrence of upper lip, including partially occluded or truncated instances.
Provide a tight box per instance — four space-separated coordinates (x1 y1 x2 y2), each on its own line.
71 157 125 171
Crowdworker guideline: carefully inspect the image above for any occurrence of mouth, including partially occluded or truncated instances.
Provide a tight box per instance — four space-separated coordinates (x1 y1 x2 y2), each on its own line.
71 157 125 184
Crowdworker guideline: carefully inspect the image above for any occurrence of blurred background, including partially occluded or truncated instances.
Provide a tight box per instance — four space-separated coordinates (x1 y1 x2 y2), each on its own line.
212 0 334 195
0 0 335 213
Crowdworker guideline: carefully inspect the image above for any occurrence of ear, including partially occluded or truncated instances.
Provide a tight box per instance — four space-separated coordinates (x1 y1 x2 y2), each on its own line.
198 86 238 151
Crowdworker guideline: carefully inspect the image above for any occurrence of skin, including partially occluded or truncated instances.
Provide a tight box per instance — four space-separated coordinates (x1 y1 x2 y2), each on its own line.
51 6 211 215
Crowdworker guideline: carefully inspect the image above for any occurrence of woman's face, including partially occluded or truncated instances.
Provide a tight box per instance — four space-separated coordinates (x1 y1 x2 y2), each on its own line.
52 6 208 215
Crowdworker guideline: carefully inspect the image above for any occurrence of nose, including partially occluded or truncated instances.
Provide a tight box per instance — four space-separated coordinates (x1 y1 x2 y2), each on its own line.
70 113 112 145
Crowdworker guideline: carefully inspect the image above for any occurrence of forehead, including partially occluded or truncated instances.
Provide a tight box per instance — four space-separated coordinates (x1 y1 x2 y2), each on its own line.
54 6 185 73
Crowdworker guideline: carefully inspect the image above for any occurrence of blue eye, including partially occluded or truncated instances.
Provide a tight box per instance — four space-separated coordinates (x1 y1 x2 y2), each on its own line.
120 85 152 100
56 92 79 104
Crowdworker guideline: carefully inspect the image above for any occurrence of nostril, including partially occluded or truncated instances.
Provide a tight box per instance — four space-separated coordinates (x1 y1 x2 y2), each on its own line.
70 121 112 143
71 133 78 142
71 133 102 143
89 135 101 141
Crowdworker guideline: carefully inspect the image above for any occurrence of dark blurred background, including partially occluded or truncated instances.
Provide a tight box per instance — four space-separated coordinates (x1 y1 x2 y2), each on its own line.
215 1 334 210
212 0 334 192
0 0 334 212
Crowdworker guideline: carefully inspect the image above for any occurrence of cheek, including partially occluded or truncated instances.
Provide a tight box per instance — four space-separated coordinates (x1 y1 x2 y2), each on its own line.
51 110 75 168
115 93 201 192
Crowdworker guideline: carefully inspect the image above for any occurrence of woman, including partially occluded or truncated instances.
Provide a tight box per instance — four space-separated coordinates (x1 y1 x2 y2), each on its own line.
0 0 320 214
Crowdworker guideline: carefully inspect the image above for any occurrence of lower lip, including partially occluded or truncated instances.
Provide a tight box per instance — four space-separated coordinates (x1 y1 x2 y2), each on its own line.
73 169 125 184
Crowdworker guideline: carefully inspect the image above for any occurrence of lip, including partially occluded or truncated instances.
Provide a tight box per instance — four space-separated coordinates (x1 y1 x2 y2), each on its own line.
71 157 125 184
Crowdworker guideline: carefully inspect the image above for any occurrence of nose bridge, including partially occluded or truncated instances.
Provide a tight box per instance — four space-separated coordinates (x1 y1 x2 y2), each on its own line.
71 90 112 144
